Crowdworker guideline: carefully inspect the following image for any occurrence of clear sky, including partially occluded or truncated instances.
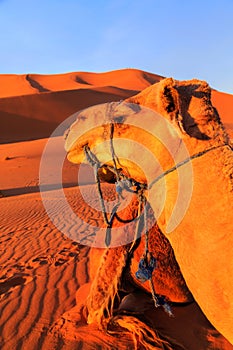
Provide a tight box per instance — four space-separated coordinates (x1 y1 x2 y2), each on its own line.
0 0 232 93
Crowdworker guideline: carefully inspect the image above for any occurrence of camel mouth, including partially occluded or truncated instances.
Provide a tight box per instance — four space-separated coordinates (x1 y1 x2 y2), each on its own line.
97 165 118 184
98 162 148 189
82 142 149 187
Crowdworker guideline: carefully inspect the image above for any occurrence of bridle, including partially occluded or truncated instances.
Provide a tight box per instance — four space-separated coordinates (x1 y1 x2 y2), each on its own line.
84 123 230 233
83 122 231 316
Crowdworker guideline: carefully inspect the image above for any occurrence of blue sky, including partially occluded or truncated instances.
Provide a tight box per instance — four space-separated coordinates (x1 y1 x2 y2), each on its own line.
0 0 232 93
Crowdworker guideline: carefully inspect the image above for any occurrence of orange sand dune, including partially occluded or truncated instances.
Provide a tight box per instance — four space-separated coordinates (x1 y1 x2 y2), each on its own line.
0 69 233 143
0 185 232 349
0 87 136 143
0 69 232 144
0 137 95 196
30 69 163 94
212 90 233 124
0 187 90 350
0 69 163 98
0 69 163 143
212 90 233 139
0 74 37 98
1 70 233 349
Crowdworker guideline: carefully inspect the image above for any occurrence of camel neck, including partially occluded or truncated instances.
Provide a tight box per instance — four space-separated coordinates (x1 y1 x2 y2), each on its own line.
192 142 233 194
149 143 232 190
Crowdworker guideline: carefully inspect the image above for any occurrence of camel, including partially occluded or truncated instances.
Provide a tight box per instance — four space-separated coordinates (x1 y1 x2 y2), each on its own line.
64 78 233 346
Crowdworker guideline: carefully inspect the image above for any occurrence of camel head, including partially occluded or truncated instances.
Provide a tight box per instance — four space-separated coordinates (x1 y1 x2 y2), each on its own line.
64 78 229 186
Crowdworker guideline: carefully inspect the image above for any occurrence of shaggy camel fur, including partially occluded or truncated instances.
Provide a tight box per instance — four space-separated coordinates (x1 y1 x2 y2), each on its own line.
65 78 233 346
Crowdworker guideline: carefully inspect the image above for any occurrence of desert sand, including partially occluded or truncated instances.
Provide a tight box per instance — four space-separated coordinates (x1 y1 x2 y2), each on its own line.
0 69 233 349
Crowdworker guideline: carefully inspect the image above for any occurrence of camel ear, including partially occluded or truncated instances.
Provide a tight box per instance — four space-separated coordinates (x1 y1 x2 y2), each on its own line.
157 78 185 133
157 79 223 140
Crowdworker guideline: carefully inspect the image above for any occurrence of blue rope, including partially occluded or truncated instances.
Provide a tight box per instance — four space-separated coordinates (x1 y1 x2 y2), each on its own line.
135 198 174 317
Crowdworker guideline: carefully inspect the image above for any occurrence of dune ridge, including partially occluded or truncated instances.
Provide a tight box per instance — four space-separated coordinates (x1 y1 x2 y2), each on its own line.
0 68 164 98
0 68 232 144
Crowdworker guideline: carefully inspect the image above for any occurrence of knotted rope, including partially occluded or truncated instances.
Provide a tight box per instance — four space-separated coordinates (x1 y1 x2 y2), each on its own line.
83 123 173 316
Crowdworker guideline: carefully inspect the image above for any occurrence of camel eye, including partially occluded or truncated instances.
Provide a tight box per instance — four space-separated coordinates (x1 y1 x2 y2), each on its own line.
114 115 125 123
77 115 86 122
